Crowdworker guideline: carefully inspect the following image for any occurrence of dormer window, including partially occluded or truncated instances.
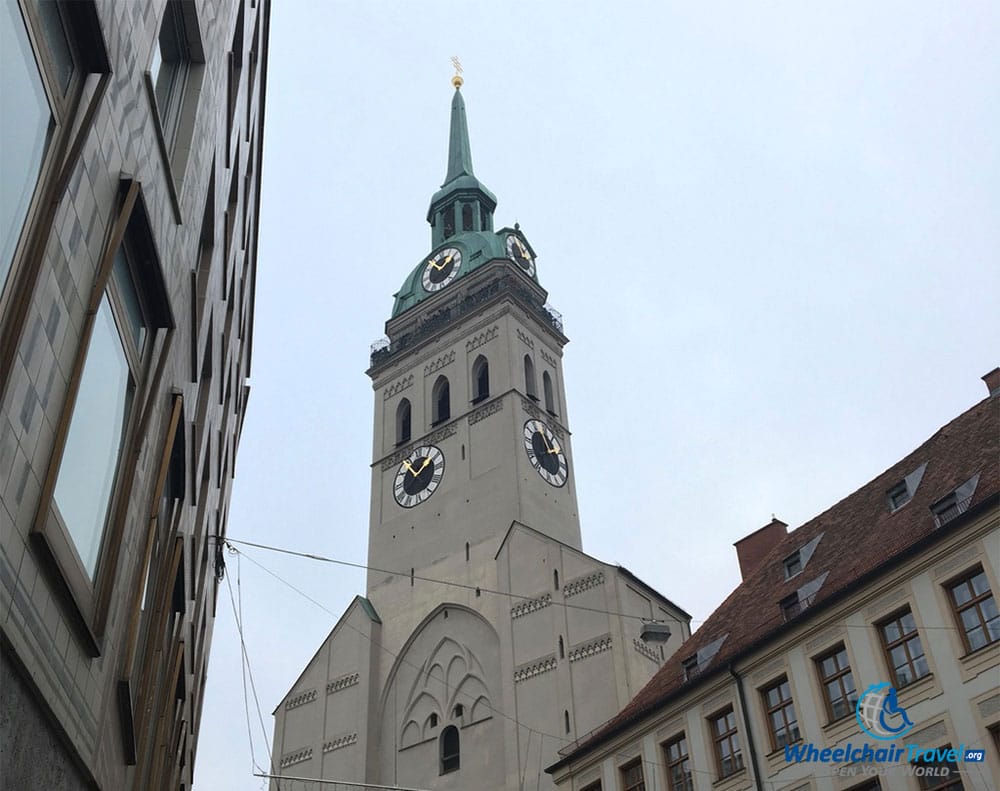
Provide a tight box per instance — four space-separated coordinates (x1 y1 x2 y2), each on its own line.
931 473 980 528
886 462 927 513
783 551 802 580
887 481 910 510
781 571 829 621
780 593 801 621
782 533 823 581
681 634 728 680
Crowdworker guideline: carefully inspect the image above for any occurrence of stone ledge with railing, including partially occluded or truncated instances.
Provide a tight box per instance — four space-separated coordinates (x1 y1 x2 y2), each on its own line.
370 271 564 371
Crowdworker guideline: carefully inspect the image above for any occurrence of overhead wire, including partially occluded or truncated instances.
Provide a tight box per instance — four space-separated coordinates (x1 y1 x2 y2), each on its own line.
226 549 282 789
224 535 981 633
225 544 818 788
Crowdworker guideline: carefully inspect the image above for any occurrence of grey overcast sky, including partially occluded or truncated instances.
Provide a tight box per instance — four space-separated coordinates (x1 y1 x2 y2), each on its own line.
195 2 999 788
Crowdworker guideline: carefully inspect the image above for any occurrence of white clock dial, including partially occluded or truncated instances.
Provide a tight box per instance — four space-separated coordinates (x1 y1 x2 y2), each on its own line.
393 445 446 507
506 234 535 276
523 419 568 487
422 248 462 292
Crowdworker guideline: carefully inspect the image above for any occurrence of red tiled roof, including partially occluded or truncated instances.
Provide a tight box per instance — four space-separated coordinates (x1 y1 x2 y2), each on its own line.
551 394 999 769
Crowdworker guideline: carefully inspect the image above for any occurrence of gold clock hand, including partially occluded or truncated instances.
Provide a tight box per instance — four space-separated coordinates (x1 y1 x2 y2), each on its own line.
416 457 432 474
429 254 453 271
402 460 417 476
538 430 552 452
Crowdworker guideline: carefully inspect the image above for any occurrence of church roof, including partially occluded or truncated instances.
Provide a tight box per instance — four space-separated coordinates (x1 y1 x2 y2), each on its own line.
549 390 999 772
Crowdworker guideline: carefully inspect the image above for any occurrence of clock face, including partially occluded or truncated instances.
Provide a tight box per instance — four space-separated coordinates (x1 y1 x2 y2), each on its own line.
506 234 535 276
523 419 568 487
393 445 446 507
422 248 462 292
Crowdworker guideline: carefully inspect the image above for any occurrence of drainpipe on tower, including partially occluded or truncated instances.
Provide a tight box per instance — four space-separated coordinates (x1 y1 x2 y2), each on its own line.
729 664 764 791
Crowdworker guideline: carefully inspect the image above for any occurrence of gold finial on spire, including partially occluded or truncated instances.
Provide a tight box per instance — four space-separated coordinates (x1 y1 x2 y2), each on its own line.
451 56 464 88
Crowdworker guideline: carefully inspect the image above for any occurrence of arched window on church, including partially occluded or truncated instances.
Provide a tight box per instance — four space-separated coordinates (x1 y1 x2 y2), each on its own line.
443 205 455 238
432 376 450 425
471 355 489 404
553 569 559 590
395 398 411 445
440 725 460 774
543 371 556 415
462 203 473 231
564 710 571 734
524 355 537 399
558 636 565 659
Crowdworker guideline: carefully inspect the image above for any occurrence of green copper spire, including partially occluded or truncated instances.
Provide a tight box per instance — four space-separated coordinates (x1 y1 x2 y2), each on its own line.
391 77 544 319
445 86 475 183
427 81 497 247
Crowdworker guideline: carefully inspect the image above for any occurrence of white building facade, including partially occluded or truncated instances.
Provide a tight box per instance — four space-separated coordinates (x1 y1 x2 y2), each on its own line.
547 375 1000 791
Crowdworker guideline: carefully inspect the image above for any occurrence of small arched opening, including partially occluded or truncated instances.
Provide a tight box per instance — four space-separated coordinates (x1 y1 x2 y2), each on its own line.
432 375 450 425
524 355 537 399
395 398 411 445
543 371 556 414
471 355 490 404
440 725 460 774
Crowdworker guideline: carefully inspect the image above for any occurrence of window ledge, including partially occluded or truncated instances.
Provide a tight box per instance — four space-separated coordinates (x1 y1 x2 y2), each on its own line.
896 673 940 706
765 741 802 774
711 767 750 791
958 640 999 682
821 712 859 744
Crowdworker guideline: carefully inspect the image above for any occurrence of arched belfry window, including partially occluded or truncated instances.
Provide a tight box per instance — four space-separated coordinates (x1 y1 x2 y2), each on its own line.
443 205 455 238
462 203 473 231
395 398 411 445
432 376 450 425
543 371 556 415
440 725 460 774
471 355 489 404
524 355 537 399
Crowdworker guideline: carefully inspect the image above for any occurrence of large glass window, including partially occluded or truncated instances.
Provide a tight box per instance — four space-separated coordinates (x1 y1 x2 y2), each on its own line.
878 608 929 688
762 677 801 750
151 0 190 143
53 248 145 577
620 760 645 791
0 0 52 288
947 567 999 653
815 643 857 722
663 734 693 791
710 707 744 779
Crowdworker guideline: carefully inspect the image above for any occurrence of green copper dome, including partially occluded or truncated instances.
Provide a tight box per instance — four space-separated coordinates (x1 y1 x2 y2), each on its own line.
391 86 539 318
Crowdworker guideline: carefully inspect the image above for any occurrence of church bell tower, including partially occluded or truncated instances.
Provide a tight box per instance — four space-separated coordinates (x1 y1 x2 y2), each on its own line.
365 76 582 624
270 77 690 791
